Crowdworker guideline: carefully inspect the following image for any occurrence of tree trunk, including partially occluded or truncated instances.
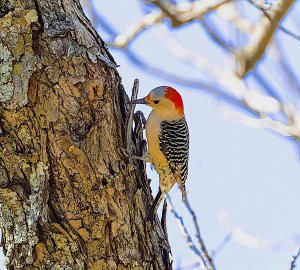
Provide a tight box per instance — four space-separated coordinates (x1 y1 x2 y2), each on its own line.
0 1 171 269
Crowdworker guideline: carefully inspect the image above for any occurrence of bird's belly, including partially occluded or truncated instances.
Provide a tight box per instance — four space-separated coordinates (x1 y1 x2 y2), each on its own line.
146 115 169 175
145 111 176 194
148 136 168 171
148 142 175 193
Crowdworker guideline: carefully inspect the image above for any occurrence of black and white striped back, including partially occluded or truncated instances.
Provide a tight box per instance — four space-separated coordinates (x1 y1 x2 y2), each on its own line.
159 118 189 184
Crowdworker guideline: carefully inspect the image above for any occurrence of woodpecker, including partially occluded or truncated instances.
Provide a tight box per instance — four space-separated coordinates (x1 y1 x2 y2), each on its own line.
132 86 189 217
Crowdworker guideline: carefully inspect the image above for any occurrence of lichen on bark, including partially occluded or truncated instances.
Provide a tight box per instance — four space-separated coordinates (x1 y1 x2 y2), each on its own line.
0 8 38 108
0 43 14 103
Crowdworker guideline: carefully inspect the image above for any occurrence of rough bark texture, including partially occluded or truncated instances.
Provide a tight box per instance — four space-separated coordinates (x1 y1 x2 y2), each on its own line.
0 0 170 269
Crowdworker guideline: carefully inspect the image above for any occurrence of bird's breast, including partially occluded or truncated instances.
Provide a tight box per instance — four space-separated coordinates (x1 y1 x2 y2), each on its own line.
146 111 169 172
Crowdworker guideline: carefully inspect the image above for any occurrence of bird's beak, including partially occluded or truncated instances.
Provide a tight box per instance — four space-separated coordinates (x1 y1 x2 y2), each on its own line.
131 97 148 105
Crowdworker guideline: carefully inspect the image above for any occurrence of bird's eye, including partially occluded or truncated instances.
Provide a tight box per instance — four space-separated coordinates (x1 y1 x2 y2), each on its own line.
153 100 160 104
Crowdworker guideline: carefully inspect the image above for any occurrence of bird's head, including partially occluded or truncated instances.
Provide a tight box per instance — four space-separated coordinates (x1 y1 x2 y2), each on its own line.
132 86 184 120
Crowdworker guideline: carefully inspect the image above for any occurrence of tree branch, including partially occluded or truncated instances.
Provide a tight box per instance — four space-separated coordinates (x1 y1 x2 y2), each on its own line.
112 0 233 48
290 248 300 270
167 196 211 269
148 0 233 27
184 199 216 270
236 0 295 77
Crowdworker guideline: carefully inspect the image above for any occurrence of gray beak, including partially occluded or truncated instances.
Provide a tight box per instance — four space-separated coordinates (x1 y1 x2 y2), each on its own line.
131 98 148 105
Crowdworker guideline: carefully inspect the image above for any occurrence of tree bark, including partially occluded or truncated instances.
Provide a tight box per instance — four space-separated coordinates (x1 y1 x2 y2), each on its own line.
0 0 171 269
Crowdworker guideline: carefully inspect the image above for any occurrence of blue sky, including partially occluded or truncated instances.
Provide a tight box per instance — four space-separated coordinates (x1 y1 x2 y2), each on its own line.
1 1 299 269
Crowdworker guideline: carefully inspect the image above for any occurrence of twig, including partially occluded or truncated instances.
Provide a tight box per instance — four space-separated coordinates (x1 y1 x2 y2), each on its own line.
184 199 216 270
148 0 233 27
112 11 164 48
172 166 214 269
126 79 140 152
247 0 300 42
167 196 210 269
86 0 118 37
200 16 235 53
217 209 278 250
211 232 232 257
112 0 233 48
252 70 283 102
237 0 294 77
161 199 169 239
161 199 173 270
290 248 300 270
223 108 300 139
273 39 300 97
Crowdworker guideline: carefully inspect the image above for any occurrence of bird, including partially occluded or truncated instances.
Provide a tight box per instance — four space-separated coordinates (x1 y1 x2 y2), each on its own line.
131 86 189 219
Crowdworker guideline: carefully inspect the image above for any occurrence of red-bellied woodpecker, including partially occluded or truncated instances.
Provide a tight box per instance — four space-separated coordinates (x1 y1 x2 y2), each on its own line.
132 86 189 218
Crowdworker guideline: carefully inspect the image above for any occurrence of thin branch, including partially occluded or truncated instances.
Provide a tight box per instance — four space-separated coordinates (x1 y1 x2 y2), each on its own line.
236 0 294 77
112 11 164 48
223 107 300 139
290 248 300 270
217 209 299 251
252 70 283 102
126 79 140 152
148 0 233 27
211 232 232 258
247 0 300 42
167 196 210 269
171 160 215 269
155 25 283 114
112 0 233 48
161 199 173 270
184 199 216 270
123 49 245 109
273 39 300 98
200 16 235 53
87 0 119 37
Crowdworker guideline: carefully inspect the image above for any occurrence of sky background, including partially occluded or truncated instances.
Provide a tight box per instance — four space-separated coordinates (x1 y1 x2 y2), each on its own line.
1 1 299 269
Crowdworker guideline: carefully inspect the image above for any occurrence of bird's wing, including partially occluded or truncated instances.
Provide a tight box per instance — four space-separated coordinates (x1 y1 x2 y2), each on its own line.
159 118 189 184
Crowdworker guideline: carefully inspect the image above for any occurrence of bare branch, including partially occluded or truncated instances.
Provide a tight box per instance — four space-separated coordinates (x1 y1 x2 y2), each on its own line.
113 11 164 48
183 199 216 270
222 107 300 139
173 165 215 270
247 0 300 42
290 248 300 270
148 0 233 27
200 16 235 53
273 39 300 97
112 0 233 48
236 0 295 77
167 196 211 270
217 209 299 251
126 79 140 152
211 232 232 258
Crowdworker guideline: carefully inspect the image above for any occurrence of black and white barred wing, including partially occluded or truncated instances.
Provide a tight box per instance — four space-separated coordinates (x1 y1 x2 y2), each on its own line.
159 118 189 184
